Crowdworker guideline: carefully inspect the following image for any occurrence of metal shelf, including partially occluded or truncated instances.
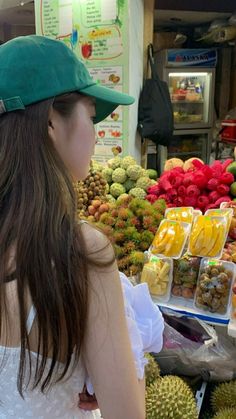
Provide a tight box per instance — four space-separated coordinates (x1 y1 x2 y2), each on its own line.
172 100 204 104
168 151 202 157
153 297 230 327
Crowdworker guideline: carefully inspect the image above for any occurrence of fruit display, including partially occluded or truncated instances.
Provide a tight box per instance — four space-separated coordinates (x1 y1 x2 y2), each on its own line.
213 408 236 419
222 241 236 262
165 206 194 223
221 201 236 240
151 220 190 258
145 354 161 386
146 158 234 212
103 154 156 199
172 255 200 299
74 161 108 217
146 375 198 419
93 196 166 276
141 256 172 301
194 259 234 315
231 273 236 319
211 380 236 412
189 215 227 258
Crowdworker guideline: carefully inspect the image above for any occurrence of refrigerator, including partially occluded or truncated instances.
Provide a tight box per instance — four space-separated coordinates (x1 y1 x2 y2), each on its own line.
147 49 217 172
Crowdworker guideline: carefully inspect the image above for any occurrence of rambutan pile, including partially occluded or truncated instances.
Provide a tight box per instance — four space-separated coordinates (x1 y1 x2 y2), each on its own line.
93 196 166 276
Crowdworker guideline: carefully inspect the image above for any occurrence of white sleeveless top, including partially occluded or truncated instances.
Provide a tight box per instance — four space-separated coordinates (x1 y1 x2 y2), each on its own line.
0 306 101 419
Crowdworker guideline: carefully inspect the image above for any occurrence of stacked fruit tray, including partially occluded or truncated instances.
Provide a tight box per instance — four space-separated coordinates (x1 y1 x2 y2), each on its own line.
141 206 236 324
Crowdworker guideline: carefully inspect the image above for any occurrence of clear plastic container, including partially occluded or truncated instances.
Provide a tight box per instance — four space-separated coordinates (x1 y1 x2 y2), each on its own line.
193 209 202 219
194 258 235 315
188 215 227 258
141 254 173 303
172 255 200 300
151 219 191 259
220 201 236 240
205 208 233 235
165 207 194 224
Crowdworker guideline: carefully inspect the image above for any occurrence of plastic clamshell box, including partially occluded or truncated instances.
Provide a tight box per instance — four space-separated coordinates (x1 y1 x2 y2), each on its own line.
151 219 191 259
188 215 228 259
205 208 233 236
165 206 194 224
171 255 201 301
141 254 173 303
193 209 202 219
194 258 235 317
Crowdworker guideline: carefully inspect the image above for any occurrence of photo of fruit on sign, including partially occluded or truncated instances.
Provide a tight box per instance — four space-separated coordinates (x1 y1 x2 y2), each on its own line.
81 42 92 59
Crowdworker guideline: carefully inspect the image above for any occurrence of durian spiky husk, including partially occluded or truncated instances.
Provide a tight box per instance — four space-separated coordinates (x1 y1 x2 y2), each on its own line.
145 354 161 386
213 408 236 419
146 375 198 419
211 381 236 412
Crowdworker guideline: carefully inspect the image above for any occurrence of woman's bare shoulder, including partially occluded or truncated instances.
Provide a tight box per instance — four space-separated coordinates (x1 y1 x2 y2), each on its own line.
79 221 115 266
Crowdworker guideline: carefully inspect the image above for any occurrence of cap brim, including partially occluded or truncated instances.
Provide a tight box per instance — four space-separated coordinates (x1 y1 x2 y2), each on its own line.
80 83 135 124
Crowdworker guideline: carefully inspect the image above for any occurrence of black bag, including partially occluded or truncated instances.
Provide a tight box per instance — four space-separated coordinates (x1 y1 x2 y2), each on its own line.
138 44 173 147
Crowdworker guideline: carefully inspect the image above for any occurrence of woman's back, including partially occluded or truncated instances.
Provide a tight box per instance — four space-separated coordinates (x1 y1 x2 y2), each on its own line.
0 276 100 419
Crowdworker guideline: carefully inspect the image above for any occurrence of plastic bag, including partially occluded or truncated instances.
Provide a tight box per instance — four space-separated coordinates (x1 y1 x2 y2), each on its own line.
154 311 236 381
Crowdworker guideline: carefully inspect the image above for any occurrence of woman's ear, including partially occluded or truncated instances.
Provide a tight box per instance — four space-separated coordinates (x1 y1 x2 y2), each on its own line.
48 107 57 144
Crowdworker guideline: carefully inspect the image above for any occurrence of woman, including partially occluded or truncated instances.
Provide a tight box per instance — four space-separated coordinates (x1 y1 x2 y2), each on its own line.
0 35 145 418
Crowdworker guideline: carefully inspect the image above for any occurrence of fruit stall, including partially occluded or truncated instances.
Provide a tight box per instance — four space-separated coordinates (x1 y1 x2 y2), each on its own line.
75 152 236 418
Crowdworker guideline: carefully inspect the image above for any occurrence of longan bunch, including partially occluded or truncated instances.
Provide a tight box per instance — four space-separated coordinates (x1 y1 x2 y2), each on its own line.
74 167 107 216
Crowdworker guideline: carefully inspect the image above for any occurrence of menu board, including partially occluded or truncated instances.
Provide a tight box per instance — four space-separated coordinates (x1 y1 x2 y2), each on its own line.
34 0 130 163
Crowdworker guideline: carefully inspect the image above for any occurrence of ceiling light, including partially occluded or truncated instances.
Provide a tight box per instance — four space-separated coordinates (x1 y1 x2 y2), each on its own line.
20 1 25 6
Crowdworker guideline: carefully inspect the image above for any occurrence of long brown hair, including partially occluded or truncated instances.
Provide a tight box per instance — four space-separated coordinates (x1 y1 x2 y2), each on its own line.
0 93 97 396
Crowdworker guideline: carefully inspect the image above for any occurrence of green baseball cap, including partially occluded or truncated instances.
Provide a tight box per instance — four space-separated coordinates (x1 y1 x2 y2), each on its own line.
0 35 134 123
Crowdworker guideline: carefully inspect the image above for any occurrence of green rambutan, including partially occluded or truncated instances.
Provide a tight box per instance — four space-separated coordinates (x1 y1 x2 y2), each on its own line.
113 244 126 258
106 216 116 226
124 227 141 244
124 240 136 253
124 226 138 237
128 197 147 214
142 216 154 229
142 208 155 217
154 212 164 223
117 193 132 205
117 256 130 270
115 219 126 229
111 209 119 218
113 230 125 243
141 230 155 243
117 207 133 220
139 241 150 251
129 251 145 265
148 225 158 235
152 198 166 214
126 216 141 228
99 212 109 223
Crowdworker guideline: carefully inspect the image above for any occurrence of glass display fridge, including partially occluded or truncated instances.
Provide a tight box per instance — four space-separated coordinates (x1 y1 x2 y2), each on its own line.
147 129 212 173
148 49 217 171
155 49 216 130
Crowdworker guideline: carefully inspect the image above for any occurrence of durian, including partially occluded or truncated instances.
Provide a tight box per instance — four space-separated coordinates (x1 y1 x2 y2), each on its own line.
202 411 213 419
145 354 161 386
213 408 236 419
211 381 236 412
146 375 198 419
